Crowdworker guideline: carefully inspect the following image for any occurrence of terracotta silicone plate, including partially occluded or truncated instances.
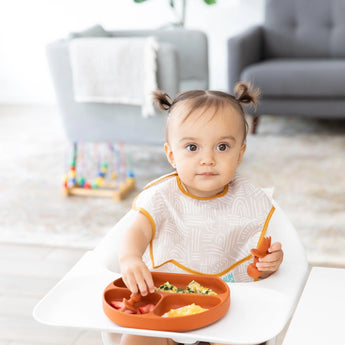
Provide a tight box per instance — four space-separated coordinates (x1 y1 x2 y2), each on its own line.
103 272 230 331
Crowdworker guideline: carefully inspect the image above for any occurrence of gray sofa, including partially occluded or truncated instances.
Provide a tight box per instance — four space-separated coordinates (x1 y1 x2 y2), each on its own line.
47 26 209 144
228 0 345 133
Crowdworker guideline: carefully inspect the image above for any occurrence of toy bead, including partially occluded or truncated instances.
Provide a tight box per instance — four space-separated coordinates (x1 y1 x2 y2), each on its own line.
84 182 92 189
98 171 106 177
67 178 76 188
96 177 104 186
92 182 99 189
78 177 85 187
112 172 117 180
127 171 134 178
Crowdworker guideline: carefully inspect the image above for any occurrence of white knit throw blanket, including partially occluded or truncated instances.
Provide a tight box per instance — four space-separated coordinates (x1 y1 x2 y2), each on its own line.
69 37 158 117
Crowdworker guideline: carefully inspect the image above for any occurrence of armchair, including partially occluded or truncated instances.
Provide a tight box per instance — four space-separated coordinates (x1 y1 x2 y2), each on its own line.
46 26 209 145
228 0 345 133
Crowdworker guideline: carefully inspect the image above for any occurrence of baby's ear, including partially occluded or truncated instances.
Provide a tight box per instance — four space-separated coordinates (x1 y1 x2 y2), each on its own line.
237 144 246 164
164 143 176 168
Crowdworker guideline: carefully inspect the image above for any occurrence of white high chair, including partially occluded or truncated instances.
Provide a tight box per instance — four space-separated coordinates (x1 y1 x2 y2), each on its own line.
33 201 308 345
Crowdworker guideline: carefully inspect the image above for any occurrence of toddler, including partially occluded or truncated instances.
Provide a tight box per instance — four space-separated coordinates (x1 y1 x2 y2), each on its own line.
119 83 283 345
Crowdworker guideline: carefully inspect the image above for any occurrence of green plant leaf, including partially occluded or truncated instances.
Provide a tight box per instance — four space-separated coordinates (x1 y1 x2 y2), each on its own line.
133 0 148 3
204 0 217 4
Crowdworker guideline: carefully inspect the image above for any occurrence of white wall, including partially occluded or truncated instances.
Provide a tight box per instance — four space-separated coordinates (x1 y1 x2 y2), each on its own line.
0 0 264 104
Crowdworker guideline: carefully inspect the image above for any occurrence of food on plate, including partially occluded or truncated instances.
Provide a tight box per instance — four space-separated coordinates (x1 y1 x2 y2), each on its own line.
186 280 217 295
110 300 136 314
109 279 215 317
110 300 125 310
110 293 155 314
156 281 186 293
156 280 217 295
138 303 156 314
162 303 208 317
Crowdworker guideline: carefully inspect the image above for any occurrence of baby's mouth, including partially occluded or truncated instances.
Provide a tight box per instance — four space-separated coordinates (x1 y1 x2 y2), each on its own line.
197 172 217 176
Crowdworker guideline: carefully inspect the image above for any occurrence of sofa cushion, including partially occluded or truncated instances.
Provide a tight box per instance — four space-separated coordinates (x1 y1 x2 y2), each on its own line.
264 0 345 58
241 59 345 98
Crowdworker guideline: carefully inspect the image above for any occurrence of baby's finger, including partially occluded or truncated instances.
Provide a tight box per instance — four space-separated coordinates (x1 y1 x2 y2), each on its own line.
135 273 149 296
268 242 282 253
133 265 154 296
259 250 282 263
142 269 155 294
123 272 139 294
256 261 279 272
257 253 283 272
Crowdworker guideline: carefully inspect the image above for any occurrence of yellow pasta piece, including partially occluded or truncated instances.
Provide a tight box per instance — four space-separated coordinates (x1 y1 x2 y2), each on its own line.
162 303 208 317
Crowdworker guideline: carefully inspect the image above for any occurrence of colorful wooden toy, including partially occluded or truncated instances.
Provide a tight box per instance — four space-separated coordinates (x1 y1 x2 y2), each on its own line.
63 142 135 201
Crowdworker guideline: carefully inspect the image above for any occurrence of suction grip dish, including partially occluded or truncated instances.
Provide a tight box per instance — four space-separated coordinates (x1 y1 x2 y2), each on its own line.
103 272 230 331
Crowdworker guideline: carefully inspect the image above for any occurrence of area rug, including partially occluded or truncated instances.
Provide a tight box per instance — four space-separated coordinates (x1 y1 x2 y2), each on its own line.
0 105 344 267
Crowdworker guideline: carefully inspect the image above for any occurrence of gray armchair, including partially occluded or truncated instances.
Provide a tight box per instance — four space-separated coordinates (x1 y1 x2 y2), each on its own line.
47 26 209 145
228 0 345 133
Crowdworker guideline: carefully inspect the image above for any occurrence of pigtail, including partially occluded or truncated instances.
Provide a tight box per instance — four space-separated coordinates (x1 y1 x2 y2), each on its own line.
152 90 173 111
234 82 260 110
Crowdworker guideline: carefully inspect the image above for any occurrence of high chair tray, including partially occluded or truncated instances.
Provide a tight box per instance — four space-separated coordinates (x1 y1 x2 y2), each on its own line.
33 250 307 345
103 272 230 331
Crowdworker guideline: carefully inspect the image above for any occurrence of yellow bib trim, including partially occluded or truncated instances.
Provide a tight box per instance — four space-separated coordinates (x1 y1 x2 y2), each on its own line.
144 172 178 190
176 175 229 200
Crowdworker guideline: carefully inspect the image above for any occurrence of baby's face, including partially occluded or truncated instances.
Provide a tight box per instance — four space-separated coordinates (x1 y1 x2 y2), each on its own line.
164 105 246 198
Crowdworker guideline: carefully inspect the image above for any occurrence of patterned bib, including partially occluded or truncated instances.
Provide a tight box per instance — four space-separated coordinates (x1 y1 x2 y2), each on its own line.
133 173 275 282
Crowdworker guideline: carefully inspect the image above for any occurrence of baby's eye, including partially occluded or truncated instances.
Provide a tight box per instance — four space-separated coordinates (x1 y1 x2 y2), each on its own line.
216 143 230 151
186 144 198 152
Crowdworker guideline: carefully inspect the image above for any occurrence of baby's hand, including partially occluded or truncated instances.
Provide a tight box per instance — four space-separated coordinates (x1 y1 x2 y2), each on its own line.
256 242 283 277
120 256 155 296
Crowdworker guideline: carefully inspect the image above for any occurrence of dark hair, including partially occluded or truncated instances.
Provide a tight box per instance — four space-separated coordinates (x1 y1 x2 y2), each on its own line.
153 82 260 143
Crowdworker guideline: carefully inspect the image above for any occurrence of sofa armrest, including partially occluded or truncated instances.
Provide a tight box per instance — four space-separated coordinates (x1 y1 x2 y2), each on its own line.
157 43 179 97
228 25 264 91
46 39 80 113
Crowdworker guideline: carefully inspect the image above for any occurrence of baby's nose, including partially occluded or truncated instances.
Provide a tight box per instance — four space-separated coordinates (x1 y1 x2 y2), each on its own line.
200 150 215 165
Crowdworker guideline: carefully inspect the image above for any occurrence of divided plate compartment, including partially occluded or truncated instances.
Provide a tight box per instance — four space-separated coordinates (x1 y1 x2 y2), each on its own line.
103 272 230 331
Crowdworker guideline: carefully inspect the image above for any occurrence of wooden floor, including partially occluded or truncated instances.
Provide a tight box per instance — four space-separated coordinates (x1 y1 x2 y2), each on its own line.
0 242 301 345
0 243 103 345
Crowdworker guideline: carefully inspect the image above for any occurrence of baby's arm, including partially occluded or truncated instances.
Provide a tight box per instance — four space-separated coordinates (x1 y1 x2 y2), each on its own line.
256 242 283 278
119 212 155 296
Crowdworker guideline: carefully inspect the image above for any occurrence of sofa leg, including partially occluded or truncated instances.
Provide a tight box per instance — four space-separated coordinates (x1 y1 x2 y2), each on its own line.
251 116 259 134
